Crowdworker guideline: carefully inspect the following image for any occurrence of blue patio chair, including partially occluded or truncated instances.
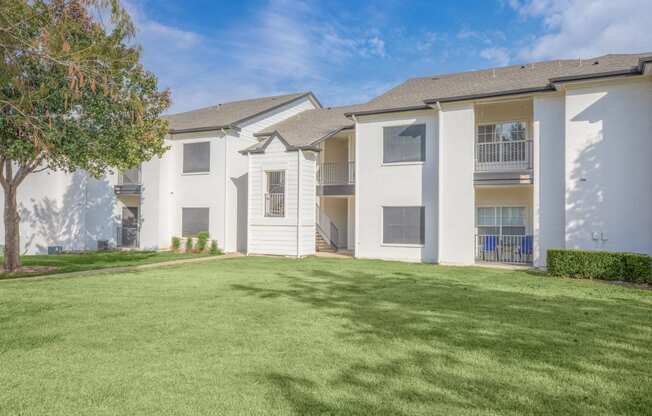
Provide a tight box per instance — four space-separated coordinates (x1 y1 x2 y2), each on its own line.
521 236 533 255
483 235 498 252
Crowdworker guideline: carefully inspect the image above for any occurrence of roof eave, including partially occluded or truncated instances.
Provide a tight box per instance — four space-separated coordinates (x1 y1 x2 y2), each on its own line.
344 104 431 118
424 86 555 105
549 68 642 84
168 125 240 135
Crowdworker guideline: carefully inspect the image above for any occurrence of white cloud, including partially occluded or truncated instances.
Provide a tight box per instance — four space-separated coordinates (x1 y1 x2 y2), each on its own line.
480 47 511 66
510 0 652 60
121 0 390 113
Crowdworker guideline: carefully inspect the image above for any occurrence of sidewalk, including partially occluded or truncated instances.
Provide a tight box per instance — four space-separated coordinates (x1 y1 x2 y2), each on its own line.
0 252 243 283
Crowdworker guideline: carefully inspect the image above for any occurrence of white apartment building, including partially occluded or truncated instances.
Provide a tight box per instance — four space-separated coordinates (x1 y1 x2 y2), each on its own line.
4 53 652 268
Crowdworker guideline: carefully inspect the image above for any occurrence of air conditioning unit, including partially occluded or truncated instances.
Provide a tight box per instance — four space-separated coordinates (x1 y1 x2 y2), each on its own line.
97 240 110 251
48 246 63 255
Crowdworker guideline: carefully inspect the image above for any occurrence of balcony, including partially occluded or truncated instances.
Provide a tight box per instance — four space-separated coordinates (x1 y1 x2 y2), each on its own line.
317 162 355 196
474 140 533 185
475 234 533 264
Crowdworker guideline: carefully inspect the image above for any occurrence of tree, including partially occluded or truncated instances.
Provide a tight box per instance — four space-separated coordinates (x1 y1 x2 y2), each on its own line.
0 0 170 271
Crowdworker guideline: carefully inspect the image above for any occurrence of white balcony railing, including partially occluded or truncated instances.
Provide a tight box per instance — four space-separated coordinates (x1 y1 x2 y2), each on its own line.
475 140 533 172
317 161 355 185
265 193 285 217
475 234 533 264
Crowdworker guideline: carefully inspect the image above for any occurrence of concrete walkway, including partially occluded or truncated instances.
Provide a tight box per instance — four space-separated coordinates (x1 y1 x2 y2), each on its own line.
0 253 243 283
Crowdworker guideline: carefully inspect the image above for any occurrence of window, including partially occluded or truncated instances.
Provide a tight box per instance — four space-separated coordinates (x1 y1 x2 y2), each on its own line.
183 142 210 173
476 206 526 236
182 207 209 237
265 171 285 217
477 121 527 143
120 166 141 185
383 207 425 245
383 124 426 164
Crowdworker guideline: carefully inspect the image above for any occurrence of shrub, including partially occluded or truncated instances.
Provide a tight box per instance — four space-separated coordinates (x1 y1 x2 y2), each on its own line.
185 237 194 253
547 249 651 283
171 236 181 252
209 240 222 255
196 231 209 252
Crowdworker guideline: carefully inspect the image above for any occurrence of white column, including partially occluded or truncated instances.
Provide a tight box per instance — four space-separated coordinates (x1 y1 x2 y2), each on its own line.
533 95 565 267
437 103 475 265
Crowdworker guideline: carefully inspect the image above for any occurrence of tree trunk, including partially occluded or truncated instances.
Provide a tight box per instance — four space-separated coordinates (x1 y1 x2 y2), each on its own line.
3 187 21 272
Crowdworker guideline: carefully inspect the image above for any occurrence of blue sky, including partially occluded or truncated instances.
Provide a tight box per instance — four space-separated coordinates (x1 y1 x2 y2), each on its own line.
122 0 652 113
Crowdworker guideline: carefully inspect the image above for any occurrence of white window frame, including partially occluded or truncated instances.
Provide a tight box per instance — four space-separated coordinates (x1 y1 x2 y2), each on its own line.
475 205 527 236
380 205 426 247
380 123 427 167
264 170 286 218
182 141 211 175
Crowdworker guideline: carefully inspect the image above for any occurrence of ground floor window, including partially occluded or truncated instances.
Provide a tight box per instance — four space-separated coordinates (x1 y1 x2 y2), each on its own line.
182 207 209 237
265 170 285 217
476 206 526 235
382 206 425 245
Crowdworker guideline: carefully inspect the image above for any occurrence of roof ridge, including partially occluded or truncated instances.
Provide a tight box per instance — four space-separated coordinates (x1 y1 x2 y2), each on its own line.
166 92 310 118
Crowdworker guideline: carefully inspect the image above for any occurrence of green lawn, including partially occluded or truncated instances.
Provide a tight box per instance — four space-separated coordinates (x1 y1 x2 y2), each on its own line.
1 256 650 415
0 250 215 280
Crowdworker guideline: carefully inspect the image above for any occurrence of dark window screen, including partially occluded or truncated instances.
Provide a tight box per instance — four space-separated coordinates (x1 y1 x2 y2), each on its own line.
383 124 426 163
182 207 209 237
183 142 210 173
383 207 425 244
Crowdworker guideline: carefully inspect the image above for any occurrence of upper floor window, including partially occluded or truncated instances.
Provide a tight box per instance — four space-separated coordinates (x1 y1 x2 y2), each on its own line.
477 121 527 143
119 166 141 185
183 142 210 174
383 124 426 164
382 206 425 245
265 171 285 217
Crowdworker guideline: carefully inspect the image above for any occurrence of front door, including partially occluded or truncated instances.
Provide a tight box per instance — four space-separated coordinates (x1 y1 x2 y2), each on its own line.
121 207 139 248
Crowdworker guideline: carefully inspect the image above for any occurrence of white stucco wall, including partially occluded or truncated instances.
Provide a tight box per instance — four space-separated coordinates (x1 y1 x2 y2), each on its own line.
564 79 652 255
438 103 475 265
0 169 118 254
533 94 566 267
355 110 438 263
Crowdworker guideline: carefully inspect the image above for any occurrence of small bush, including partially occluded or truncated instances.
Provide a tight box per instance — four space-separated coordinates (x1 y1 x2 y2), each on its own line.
196 231 209 252
209 240 222 255
171 237 181 252
185 237 194 253
547 249 651 283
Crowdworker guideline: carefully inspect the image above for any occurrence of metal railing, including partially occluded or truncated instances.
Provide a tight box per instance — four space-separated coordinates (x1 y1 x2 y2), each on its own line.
317 161 355 185
265 193 285 217
116 225 139 248
475 140 533 171
475 234 533 264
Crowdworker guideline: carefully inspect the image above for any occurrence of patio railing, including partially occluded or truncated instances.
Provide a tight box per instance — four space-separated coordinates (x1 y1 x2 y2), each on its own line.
475 140 533 171
475 234 533 264
317 161 355 185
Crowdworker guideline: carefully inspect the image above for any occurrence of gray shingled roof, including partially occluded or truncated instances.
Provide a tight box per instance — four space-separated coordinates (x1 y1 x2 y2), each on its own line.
164 92 317 133
243 52 651 152
351 53 652 115
251 104 363 149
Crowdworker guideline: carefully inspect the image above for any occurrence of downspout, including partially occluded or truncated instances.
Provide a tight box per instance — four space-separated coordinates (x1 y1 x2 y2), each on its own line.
296 149 301 258
222 128 228 252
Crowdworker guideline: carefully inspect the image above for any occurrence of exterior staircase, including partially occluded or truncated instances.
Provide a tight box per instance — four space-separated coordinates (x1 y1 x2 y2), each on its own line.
316 229 336 252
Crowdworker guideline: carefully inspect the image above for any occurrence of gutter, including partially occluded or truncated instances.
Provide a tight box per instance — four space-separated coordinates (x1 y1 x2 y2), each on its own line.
169 125 240 135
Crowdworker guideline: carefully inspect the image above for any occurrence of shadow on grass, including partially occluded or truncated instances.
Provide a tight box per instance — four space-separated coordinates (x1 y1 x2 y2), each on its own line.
232 265 652 415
